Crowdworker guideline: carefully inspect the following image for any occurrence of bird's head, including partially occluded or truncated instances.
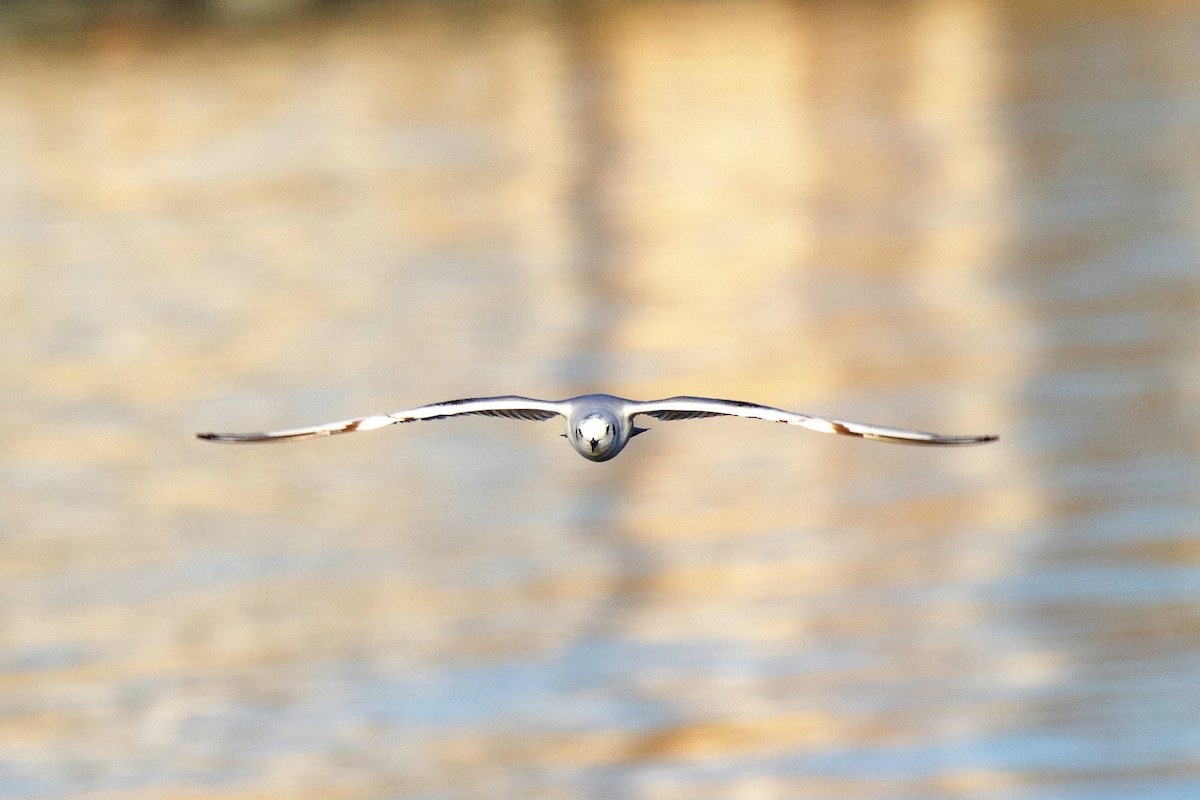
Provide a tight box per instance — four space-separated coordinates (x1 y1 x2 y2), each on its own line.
573 413 619 461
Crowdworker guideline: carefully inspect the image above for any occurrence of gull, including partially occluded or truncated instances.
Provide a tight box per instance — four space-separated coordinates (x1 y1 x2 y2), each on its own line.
197 393 997 462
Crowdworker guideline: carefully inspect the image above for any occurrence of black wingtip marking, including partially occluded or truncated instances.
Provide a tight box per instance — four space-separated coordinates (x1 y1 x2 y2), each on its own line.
197 432 261 442
197 432 272 443
197 430 319 443
829 421 998 446
930 432 999 446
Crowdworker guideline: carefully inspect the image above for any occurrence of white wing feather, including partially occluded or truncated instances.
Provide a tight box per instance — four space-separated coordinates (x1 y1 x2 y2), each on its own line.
630 397 996 446
197 396 566 443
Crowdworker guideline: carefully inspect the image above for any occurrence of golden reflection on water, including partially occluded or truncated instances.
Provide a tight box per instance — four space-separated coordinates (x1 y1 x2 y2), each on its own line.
1 2 1198 798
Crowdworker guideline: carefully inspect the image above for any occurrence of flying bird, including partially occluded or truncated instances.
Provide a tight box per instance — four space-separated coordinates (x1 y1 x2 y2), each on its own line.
197 394 997 462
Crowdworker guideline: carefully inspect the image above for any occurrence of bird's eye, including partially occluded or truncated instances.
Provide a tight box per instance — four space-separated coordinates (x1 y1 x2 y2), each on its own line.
605 425 611 435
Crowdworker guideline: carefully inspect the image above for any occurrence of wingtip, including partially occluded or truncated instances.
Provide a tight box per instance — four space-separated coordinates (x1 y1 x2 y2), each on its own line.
196 431 262 442
947 433 998 445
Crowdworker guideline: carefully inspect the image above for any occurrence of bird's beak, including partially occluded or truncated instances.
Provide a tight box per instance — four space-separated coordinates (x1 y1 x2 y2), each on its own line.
589 438 599 453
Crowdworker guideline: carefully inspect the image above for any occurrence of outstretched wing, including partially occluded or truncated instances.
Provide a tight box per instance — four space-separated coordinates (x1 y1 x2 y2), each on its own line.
629 396 996 446
197 396 567 443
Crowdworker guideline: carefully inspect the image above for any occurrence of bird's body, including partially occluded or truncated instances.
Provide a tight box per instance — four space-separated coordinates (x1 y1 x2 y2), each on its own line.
198 392 996 460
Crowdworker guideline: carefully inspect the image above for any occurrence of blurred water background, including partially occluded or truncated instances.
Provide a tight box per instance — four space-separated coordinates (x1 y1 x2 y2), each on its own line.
1 1 1199 798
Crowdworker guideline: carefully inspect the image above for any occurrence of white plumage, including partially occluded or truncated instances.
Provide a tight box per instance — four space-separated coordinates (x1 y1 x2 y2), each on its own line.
199 392 996 462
